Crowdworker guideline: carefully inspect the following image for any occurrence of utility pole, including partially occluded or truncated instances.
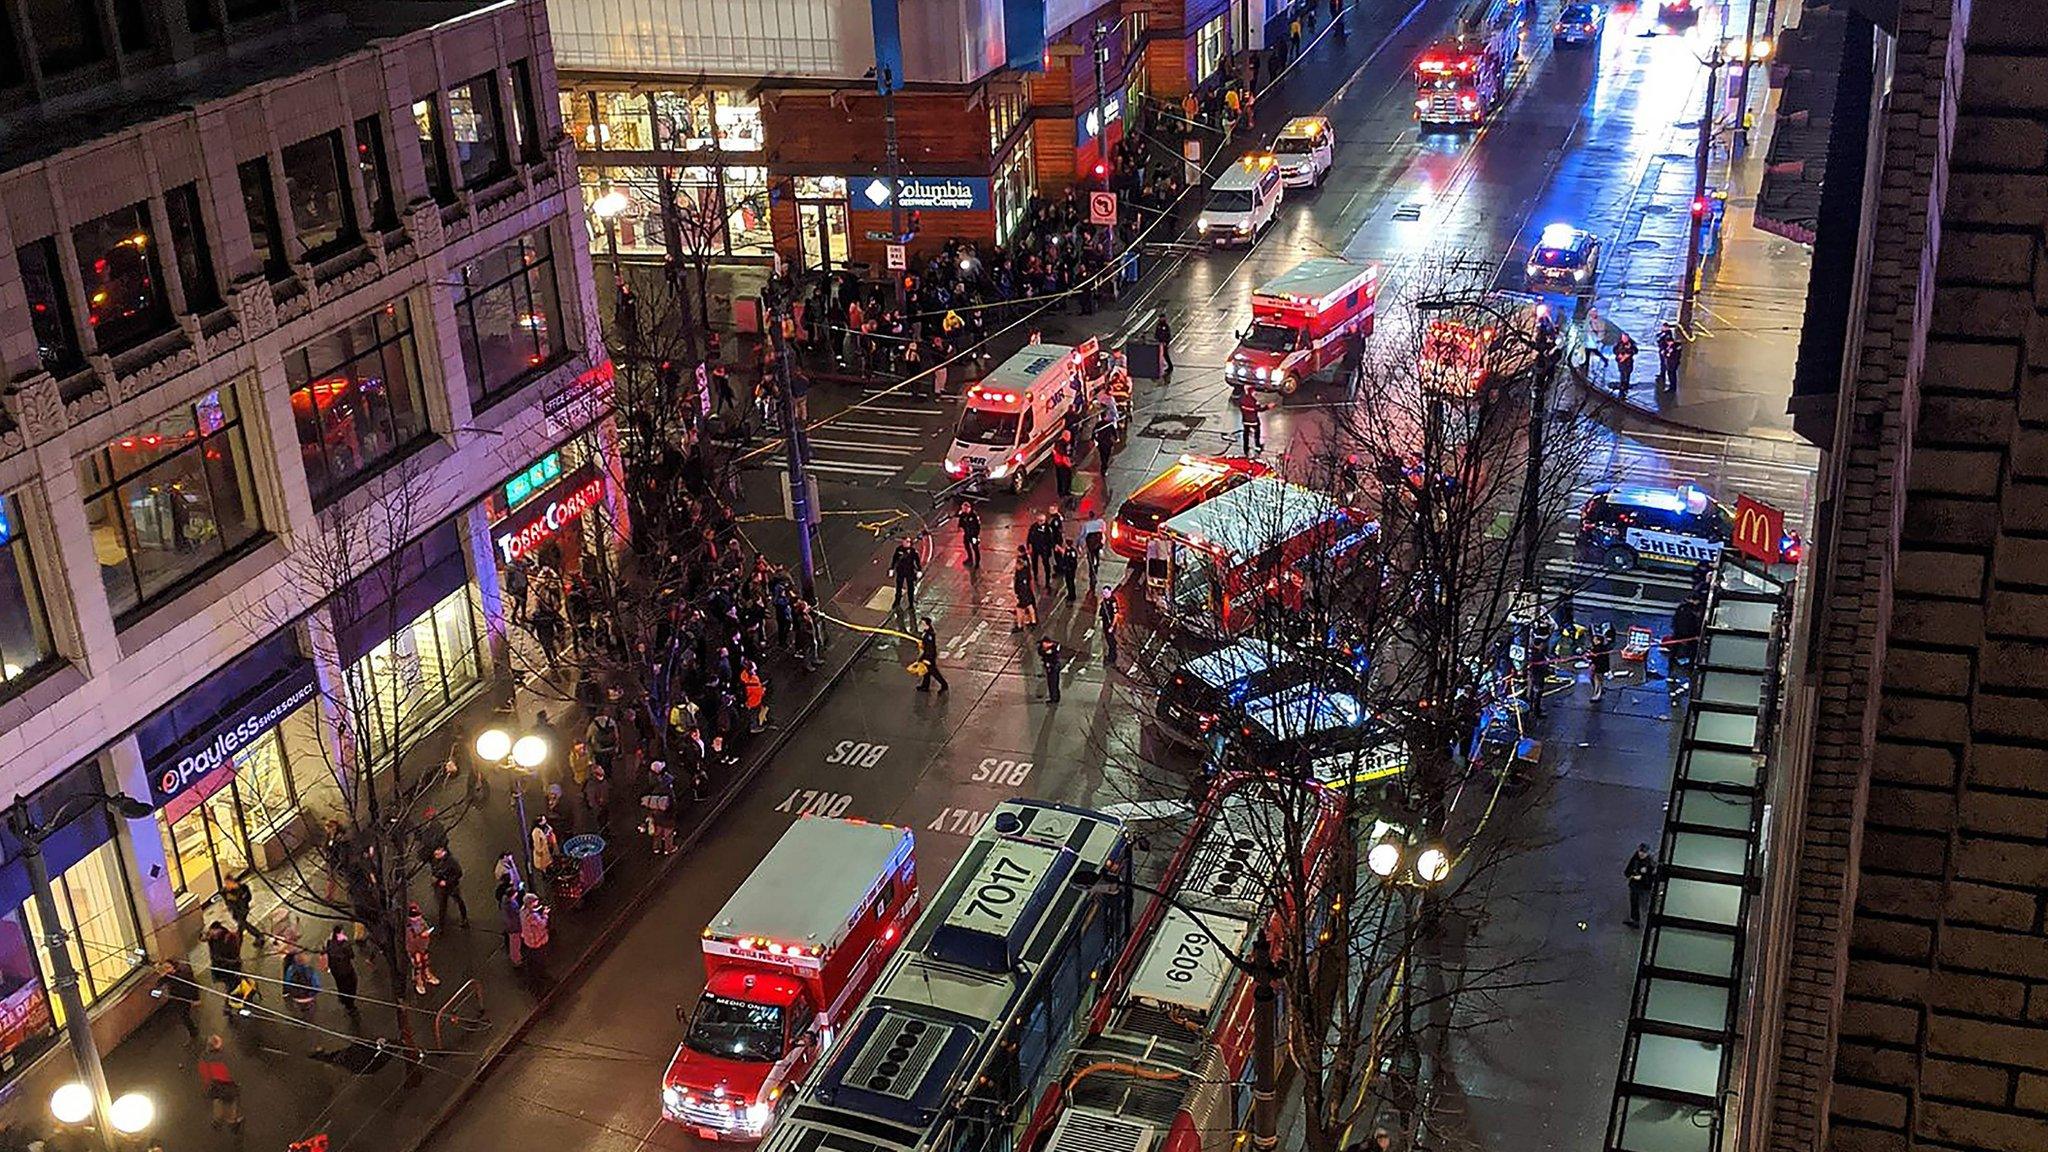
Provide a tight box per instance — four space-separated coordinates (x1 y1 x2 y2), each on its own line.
1734 0 1764 152
766 302 818 603
1092 21 1111 183
1249 933 1280 1152
880 65 906 309
1678 46 1724 332
1522 339 1553 593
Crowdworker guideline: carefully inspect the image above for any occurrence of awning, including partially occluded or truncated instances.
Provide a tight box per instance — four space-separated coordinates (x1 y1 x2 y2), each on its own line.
1754 5 1848 244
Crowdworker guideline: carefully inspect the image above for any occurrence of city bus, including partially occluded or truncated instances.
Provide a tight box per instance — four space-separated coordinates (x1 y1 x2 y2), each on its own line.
756 799 1133 1152
1024 775 1348 1152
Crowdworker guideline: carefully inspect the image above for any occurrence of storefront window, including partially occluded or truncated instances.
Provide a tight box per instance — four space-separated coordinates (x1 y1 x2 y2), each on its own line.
0 911 54 1075
347 586 482 766
592 91 652 151
1198 16 1228 84
995 135 1038 246
21 840 142 1022
153 698 322 903
453 228 566 405
794 176 847 200
652 89 764 153
287 297 431 503
78 387 263 624
0 494 55 695
724 166 772 256
987 86 1025 155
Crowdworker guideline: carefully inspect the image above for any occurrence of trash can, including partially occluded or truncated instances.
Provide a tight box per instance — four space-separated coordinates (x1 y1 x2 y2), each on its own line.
562 835 606 903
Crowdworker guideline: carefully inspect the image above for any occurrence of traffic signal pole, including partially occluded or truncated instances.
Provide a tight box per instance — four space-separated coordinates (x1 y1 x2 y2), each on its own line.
881 66 905 309
767 304 818 603
1678 47 1725 331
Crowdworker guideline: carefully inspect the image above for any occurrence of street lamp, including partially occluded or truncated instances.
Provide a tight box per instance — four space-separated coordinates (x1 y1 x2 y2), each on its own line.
1071 868 1289 1152
475 726 550 881
592 182 629 284
108 1092 155 1135
8 790 155 1151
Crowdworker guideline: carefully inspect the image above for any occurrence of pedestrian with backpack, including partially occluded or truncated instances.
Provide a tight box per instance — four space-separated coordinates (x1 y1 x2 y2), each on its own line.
197 1035 243 1131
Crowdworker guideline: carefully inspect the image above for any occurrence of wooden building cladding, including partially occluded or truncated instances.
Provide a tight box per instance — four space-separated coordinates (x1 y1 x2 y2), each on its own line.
763 89 995 166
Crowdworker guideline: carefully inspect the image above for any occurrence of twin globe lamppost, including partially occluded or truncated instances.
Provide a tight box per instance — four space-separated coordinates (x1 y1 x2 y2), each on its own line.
474 726 551 878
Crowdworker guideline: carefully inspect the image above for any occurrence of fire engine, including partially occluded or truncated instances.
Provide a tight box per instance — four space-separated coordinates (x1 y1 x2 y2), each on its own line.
1226 259 1380 395
662 817 919 1140
1144 476 1377 638
1414 0 1529 126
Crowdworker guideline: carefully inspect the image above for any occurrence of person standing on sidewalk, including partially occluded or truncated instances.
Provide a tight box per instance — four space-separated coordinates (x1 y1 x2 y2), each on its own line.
1614 331 1638 395
1624 844 1658 927
520 893 552 978
405 903 439 995
1656 323 1683 391
917 618 951 694
1038 636 1065 703
204 921 243 1001
1153 313 1174 374
1093 417 1118 480
499 882 525 967
221 875 262 948
155 958 203 1038
430 846 469 927
1082 513 1106 585
1098 590 1121 669
324 924 362 1028
282 949 321 1022
958 502 982 568
1588 622 1614 703
197 1035 243 1132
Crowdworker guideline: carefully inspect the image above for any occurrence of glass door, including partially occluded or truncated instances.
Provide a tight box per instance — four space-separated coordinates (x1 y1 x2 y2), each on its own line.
797 201 850 273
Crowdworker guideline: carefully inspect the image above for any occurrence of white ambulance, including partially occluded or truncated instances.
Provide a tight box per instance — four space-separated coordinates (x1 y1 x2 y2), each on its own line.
943 344 1101 494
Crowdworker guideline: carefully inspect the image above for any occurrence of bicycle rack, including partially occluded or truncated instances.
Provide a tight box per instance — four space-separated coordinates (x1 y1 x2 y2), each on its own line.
433 978 490 1047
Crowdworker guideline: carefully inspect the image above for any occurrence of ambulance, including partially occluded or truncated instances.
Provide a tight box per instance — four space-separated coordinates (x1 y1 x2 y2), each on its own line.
943 343 1108 493
662 817 918 1140
1226 259 1380 395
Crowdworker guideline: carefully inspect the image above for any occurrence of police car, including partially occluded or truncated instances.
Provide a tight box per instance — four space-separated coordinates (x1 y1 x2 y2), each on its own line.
1577 484 1803 571
1524 223 1602 295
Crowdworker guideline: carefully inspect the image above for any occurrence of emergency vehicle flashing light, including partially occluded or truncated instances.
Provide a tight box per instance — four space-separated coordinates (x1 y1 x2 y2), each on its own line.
1240 152 1278 171
1539 222 1578 249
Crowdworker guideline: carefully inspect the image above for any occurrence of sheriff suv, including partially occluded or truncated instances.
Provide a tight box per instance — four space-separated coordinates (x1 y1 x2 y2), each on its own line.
1577 484 1803 571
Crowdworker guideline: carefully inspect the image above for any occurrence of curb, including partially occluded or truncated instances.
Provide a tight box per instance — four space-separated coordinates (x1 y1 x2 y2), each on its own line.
1563 363 1724 437
400 625 881 1152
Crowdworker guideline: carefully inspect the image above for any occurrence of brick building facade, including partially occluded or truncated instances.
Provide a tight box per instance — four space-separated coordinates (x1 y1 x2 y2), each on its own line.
1746 0 2048 1147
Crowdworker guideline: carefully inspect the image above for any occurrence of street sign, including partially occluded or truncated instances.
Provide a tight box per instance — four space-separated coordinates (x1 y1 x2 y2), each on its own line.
1089 191 1119 226
865 229 896 241
1732 494 1785 564
886 243 907 271
1508 589 1542 626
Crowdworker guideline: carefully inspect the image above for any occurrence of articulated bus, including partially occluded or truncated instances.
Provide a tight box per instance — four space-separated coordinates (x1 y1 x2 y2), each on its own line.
1026 776 1348 1152
757 799 1133 1152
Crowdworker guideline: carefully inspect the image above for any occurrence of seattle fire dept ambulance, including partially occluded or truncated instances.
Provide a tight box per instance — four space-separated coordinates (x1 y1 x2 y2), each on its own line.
662 817 918 1140
1414 0 1528 126
1227 259 1380 395
944 343 1113 493
1145 476 1376 637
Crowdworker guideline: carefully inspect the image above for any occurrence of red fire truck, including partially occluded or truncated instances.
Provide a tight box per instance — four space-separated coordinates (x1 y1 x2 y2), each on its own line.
662 817 918 1140
1144 476 1377 637
1226 259 1380 395
1414 0 1528 126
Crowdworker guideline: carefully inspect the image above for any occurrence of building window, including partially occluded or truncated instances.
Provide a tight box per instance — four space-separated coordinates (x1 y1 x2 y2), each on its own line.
589 90 651 151
348 586 482 766
78 387 263 623
509 60 542 162
25 0 105 75
111 0 152 53
238 158 287 281
165 184 221 314
653 89 765 153
17 238 81 376
0 10 23 90
355 116 397 230
996 134 1037 246
1123 12 1148 61
0 494 55 694
987 86 1025 155
413 97 453 204
453 228 566 405
449 74 510 189
21 840 143 1019
281 130 357 263
287 298 431 503
1197 16 1227 84
186 0 220 33
73 201 173 355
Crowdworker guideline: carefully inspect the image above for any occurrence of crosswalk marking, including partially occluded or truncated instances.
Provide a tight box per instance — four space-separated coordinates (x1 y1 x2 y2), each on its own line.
772 455 903 479
806 437 926 455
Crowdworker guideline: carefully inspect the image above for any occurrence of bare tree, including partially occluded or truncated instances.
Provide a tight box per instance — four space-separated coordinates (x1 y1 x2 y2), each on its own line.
1085 253 1604 1152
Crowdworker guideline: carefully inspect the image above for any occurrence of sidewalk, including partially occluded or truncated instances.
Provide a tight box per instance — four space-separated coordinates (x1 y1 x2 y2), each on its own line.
50 607 873 1152
1572 85 1812 442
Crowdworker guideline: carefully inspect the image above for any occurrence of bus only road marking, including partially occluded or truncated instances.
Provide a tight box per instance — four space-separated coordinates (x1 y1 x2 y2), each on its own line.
776 789 855 817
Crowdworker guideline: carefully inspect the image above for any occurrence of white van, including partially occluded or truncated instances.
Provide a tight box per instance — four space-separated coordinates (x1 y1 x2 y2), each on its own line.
1272 116 1335 188
1198 153 1285 245
943 344 1096 493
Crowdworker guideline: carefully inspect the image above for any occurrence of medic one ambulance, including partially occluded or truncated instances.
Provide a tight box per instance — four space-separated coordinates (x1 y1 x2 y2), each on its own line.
1226 259 1380 395
944 343 1109 493
662 817 918 1140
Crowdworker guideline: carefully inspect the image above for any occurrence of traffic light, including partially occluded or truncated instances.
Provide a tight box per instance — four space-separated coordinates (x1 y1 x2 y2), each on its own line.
906 210 922 238
1093 161 1107 179
1690 196 1708 218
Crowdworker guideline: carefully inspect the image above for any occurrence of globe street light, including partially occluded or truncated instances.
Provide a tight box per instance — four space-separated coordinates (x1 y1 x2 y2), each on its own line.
50 1082 93 1125
108 1092 155 1135
591 183 628 283
476 726 550 882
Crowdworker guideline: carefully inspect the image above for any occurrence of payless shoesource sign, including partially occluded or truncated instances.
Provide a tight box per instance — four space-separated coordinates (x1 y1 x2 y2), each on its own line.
491 461 607 566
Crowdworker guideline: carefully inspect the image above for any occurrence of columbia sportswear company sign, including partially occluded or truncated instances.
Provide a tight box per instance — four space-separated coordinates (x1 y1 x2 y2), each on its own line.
858 176 990 212
492 462 606 565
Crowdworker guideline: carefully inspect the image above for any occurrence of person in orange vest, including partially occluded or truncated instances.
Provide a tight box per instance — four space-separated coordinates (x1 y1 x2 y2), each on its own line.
1053 430 1075 502
1235 385 1266 454
741 662 768 732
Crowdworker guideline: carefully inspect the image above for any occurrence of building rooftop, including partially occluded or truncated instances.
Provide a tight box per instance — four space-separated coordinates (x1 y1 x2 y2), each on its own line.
0 0 507 173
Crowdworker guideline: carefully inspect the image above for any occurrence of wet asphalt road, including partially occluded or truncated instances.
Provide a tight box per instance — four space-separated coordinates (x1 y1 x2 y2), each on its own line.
421 4 1816 1152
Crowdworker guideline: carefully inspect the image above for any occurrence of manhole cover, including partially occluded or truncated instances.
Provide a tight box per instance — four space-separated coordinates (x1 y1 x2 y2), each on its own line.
1643 204 1672 215
1628 238 1661 251
1141 414 1207 441
1392 202 1424 221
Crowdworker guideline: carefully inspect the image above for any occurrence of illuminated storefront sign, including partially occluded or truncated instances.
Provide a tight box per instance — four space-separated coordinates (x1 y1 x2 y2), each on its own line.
503 452 563 511
491 462 607 565
855 176 991 212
